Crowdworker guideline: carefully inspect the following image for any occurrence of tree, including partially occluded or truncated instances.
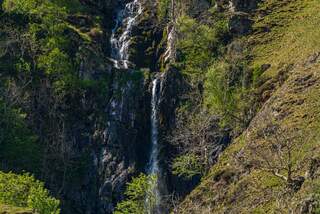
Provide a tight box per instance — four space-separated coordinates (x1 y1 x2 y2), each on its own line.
244 112 312 189
176 15 218 82
114 174 157 214
172 153 204 178
0 171 60 214
204 63 238 125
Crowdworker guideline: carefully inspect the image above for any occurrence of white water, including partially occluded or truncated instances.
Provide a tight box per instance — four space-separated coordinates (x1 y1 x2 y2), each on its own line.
110 0 143 69
163 25 176 63
146 77 162 214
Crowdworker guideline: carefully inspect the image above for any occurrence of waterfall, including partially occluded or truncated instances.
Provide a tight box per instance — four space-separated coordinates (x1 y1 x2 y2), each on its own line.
146 77 163 214
110 0 142 69
163 25 176 63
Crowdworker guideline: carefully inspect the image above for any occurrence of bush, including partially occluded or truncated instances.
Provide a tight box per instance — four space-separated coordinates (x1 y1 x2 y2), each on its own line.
172 153 204 179
0 101 42 174
157 0 170 21
204 63 238 125
114 174 157 214
176 15 218 81
0 171 60 214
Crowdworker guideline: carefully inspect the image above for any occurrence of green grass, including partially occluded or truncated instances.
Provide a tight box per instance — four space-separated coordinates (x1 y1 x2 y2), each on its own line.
249 0 320 78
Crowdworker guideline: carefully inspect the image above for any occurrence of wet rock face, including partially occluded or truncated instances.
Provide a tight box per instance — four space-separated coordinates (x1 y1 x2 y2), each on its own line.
97 70 151 213
229 13 253 35
129 0 163 70
228 0 261 36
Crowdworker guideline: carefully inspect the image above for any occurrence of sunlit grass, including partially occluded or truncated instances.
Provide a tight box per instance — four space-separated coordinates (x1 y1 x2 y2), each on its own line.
250 0 320 78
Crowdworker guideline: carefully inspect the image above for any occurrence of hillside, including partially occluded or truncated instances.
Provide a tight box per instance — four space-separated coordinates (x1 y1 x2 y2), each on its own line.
177 0 320 213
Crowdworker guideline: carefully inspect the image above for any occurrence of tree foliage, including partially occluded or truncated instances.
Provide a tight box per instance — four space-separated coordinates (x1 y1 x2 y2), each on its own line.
172 153 204 178
0 101 42 174
114 174 157 214
176 15 219 80
0 171 60 214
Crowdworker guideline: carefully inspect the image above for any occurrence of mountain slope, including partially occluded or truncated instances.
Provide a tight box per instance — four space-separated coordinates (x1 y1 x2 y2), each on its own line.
177 0 320 213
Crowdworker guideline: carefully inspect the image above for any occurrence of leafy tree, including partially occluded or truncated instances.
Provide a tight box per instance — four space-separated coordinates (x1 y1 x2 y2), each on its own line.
0 171 60 214
157 0 170 21
172 153 204 178
176 15 218 81
114 174 157 214
0 101 42 174
244 111 314 187
204 62 238 125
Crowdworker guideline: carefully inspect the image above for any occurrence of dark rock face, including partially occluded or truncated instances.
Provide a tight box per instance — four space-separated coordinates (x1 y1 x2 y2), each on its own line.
158 67 184 132
231 0 260 12
228 0 258 36
157 66 185 196
185 0 211 17
229 13 253 35
60 68 151 214
129 0 163 71
155 67 231 199
295 196 320 214
97 70 151 213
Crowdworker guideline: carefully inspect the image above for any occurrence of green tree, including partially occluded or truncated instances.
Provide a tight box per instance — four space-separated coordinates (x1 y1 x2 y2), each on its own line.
172 153 204 179
0 171 60 214
0 101 42 174
176 15 218 81
204 62 238 125
114 174 157 214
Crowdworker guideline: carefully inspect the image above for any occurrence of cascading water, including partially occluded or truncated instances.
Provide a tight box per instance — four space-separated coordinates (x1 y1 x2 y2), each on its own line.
109 0 164 212
110 0 143 69
146 77 163 214
163 25 176 63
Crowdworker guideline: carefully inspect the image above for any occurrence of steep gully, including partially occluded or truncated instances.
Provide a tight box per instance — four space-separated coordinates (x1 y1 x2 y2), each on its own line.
109 0 165 212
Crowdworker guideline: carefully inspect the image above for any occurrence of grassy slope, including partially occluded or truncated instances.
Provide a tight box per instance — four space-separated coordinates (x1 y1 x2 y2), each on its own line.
177 0 320 213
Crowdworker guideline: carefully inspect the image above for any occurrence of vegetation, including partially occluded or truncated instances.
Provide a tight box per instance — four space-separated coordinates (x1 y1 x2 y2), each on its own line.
114 174 157 214
176 0 320 213
0 101 42 175
0 171 60 214
157 0 170 22
0 204 33 214
169 1 251 182
1 0 320 213
172 153 204 178
0 0 109 212
175 15 227 82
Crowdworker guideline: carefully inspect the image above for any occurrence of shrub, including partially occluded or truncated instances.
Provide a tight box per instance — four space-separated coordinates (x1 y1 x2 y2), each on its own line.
0 171 60 214
204 63 238 125
114 174 157 214
172 153 204 179
0 101 42 174
176 15 218 81
157 0 170 21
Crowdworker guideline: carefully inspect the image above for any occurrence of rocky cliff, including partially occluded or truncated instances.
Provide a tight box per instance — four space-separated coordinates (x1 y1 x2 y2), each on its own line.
1 0 320 213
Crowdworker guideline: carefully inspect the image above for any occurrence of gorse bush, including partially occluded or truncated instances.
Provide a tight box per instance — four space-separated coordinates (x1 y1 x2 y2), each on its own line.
0 171 60 214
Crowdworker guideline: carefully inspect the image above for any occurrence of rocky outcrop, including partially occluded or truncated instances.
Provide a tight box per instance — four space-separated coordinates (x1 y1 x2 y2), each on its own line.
129 0 163 70
217 0 261 35
97 69 151 213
